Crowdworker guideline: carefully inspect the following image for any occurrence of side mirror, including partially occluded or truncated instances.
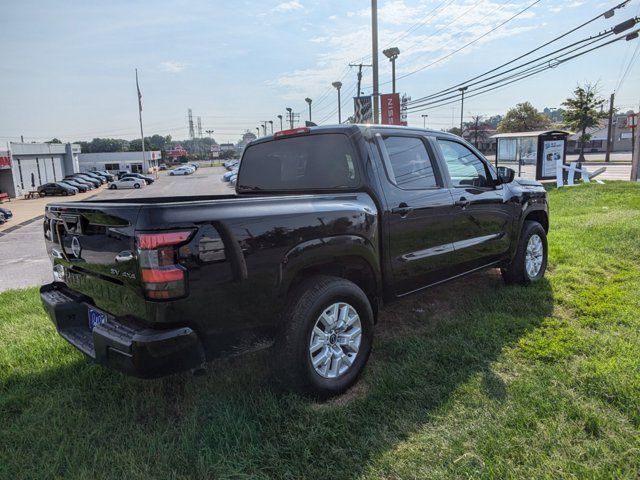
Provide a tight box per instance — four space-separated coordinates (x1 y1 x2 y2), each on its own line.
496 166 515 185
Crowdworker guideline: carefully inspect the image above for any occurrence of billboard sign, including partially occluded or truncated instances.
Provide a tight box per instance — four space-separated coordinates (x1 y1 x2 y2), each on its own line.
381 93 401 125
353 96 372 123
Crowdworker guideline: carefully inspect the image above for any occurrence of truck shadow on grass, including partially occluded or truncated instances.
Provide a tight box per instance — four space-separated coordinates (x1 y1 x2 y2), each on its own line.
2 271 554 479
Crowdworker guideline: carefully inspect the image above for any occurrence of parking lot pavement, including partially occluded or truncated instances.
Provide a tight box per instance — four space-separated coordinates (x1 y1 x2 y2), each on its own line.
92 166 233 200
0 218 52 292
0 166 235 292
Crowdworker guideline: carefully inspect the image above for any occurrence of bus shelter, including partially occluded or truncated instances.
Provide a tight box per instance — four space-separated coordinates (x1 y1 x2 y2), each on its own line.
491 130 570 180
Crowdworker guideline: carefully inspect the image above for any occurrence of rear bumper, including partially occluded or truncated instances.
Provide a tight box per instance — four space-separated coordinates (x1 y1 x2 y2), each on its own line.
40 282 205 378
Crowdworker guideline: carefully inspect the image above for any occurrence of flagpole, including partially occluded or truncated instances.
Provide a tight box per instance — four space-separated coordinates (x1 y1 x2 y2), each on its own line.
136 68 149 177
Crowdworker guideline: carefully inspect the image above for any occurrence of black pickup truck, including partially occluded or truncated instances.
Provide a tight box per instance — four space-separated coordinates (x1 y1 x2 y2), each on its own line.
40 125 548 397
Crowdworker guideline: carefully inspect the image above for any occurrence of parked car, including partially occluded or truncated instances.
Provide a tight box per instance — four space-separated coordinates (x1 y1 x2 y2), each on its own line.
40 125 549 398
82 172 106 184
0 212 6 225
159 165 168 171
223 159 239 170
222 169 238 182
108 177 146 189
0 207 13 221
169 166 195 176
59 180 89 193
93 171 115 182
70 174 100 188
121 173 154 185
38 182 78 196
188 163 199 170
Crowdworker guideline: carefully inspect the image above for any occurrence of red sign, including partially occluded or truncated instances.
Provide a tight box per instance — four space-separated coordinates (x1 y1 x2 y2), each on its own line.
627 113 638 128
381 93 401 125
165 146 188 158
0 155 10 169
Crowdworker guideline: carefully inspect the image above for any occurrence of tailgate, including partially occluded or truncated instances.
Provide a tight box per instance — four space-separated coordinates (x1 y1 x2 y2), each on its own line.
44 203 146 318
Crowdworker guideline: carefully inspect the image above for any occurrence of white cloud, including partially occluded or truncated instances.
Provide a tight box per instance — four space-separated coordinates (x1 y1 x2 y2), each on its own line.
160 61 186 73
273 1 303 12
328 15 337 20
269 0 541 101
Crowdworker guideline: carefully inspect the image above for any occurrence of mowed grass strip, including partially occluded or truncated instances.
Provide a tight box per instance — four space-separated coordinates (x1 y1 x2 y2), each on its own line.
1 182 639 479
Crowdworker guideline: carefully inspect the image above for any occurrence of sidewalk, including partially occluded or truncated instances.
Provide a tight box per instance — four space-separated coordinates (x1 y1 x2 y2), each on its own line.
0 185 107 233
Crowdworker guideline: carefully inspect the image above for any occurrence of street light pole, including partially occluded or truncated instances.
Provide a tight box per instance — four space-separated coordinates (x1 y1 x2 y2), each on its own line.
277 115 283 131
305 97 313 123
458 87 468 136
422 114 428 129
268 120 273 135
286 108 293 129
371 0 379 124
256 127 260 137
332 82 342 123
383 47 400 94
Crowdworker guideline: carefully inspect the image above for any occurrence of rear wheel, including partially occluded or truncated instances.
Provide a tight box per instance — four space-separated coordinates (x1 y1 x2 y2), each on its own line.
62 191 68 196
501 220 547 285
109 184 117 190
273 275 374 398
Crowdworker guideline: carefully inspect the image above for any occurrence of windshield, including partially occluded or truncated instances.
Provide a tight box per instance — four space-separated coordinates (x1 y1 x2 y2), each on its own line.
237 133 358 192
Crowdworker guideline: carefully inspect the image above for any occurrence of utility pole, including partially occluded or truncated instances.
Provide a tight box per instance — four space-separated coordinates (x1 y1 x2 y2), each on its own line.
305 97 313 123
422 114 428 129
631 108 640 181
605 92 615 163
135 69 147 173
349 63 372 97
458 87 468 136
371 0 380 124
277 115 283 131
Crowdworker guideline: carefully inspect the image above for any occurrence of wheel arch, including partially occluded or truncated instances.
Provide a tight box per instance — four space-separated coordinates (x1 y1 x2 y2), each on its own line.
279 236 382 321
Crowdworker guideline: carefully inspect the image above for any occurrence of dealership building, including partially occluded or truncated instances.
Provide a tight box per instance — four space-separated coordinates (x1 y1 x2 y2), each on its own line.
0 142 80 199
78 150 160 174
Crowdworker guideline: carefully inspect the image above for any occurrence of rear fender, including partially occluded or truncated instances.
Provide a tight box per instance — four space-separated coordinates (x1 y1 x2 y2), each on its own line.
279 235 382 310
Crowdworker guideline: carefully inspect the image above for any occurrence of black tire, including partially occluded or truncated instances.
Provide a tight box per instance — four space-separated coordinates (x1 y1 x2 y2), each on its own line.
273 275 374 399
110 184 117 190
134 183 140 189
501 220 547 285
62 191 68 196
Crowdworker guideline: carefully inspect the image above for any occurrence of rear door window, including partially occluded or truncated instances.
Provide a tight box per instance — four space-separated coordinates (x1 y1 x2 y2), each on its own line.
237 133 358 192
381 136 441 189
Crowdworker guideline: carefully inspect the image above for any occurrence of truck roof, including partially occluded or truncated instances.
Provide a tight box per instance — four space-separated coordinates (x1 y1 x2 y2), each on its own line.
248 124 460 147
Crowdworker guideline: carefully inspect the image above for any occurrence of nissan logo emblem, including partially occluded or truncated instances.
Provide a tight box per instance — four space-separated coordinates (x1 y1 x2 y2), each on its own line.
71 236 82 258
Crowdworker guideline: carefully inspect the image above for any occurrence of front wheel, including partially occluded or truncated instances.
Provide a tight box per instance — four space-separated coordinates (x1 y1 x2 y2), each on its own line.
109 184 117 190
501 220 548 285
273 275 374 398
134 183 140 189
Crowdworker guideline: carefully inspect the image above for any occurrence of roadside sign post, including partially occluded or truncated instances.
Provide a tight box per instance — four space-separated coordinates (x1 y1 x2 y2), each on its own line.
631 112 640 181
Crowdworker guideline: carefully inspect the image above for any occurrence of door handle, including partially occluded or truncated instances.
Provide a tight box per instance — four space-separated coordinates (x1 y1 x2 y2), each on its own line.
455 198 470 209
391 203 413 216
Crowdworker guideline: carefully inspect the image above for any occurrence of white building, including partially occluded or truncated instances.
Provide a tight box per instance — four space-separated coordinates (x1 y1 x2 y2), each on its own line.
0 142 80 198
78 150 160 174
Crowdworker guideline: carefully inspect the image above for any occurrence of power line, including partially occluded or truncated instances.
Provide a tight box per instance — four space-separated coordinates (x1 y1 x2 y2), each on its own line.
408 1 633 105
407 28 618 110
407 29 639 113
386 0 543 85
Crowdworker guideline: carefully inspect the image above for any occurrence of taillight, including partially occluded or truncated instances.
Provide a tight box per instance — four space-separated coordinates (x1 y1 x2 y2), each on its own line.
136 230 194 300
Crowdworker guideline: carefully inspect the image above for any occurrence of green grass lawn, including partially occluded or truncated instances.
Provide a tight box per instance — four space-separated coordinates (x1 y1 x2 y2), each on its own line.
1 182 639 479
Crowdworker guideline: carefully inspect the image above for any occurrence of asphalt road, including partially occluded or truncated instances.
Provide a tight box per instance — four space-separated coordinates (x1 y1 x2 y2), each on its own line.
0 167 234 292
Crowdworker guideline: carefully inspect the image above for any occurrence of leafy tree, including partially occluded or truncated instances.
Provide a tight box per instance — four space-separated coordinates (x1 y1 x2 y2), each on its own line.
446 127 462 136
219 150 236 160
562 82 607 162
465 115 492 148
45 138 62 144
497 102 551 133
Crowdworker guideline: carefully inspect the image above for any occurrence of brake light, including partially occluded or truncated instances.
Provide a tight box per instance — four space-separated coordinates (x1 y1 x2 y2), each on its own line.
274 127 310 139
136 230 193 300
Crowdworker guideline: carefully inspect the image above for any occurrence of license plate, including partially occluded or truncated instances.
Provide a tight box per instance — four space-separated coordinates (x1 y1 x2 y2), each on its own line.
88 307 107 331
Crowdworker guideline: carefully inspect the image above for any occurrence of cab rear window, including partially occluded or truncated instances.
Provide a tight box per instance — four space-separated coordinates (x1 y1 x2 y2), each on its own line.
237 134 358 192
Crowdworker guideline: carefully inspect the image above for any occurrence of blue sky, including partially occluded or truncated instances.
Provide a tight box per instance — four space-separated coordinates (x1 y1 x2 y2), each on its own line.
0 0 638 144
